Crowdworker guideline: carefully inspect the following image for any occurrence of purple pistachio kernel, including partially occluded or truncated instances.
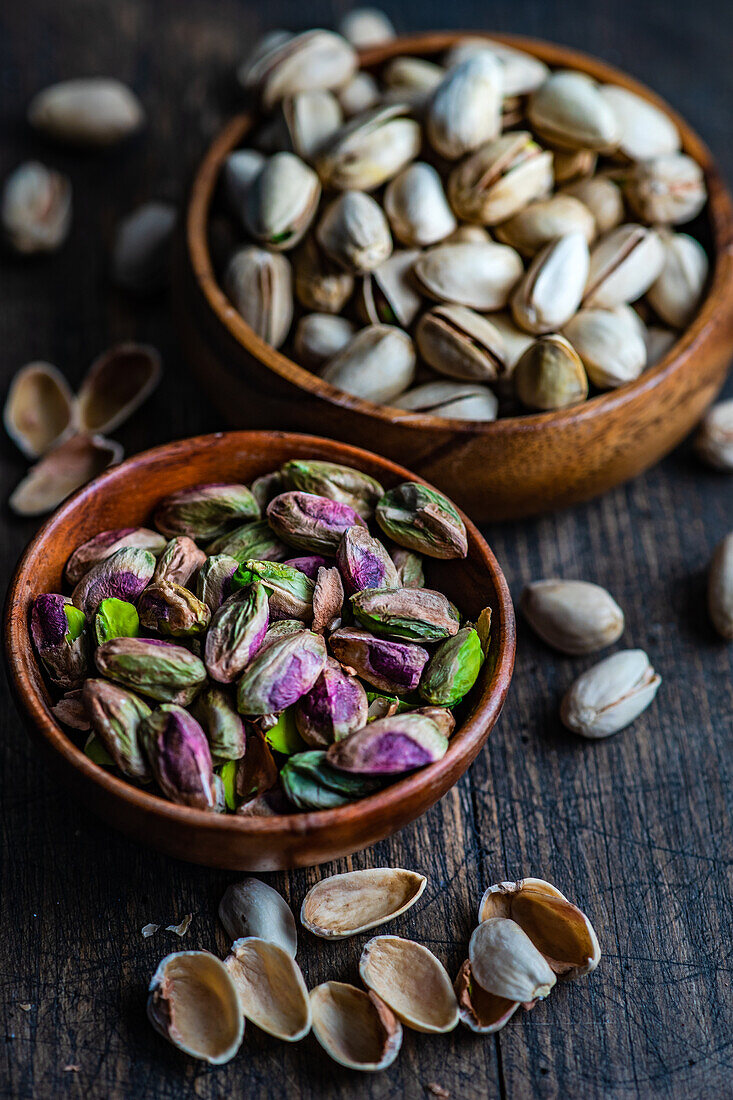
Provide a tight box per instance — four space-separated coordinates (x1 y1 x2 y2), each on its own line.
267 492 367 554
295 657 368 747
31 593 70 648
71 547 156 618
140 704 216 809
329 625 428 694
196 554 240 612
237 630 327 715
65 527 166 585
327 712 449 775
337 526 399 594
283 555 331 579
30 594 88 689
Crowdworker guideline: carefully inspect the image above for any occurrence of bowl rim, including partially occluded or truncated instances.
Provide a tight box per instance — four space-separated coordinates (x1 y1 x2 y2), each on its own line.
186 29 733 436
4 429 516 839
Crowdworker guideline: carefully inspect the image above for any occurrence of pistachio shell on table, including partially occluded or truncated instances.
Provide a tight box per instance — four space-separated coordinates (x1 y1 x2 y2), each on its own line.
66 527 166 586
295 657 368 747
315 104 421 192
416 305 507 383
412 242 524 311
419 625 484 706
224 245 293 348
338 71 381 117
93 597 140 644
208 519 288 564
695 399 733 471
338 8 396 47
75 343 162 435
527 70 620 152
584 224 665 308
276 90 343 162
447 133 554 226
219 880 297 957
237 630 327 715
646 231 708 329
281 459 384 519
599 84 680 161
141 704 217 809
28 77 145 146
148 951 244 1064
267 491 367 554
383 162 457 247
244 152 320 251
294 313 355 367
469 918 557 1003
3 361 75 459
224 936 311 1041
392 380 498 421
359 935 459 1033
192 685 246 761
82 678 151 780
111 202 176 293
301 868 426 939
376 481 468 559
426 53 503 160
30 593 88 690
511 232 590 334
561 175 624 235
708 532 733 640
443 37 549 97
454 959 520 1034
563 305 647 390
327 711 449 775
95 637 207 705
222 149 265 222
495 194 596 258
351 586 460 642
316 190 393 274
239 29 357 109
1 161 72 254
71 546 156 619
155 483 260 541
293 234 355 313
320 324 416 405
624 152 707 225
356 250 423 327
520 579 624 655
153 536 207 587
204 583 270 682
560 648 661 738
310 982 401 1072
514 334 588 411
330 625 428 694
9 433 122 517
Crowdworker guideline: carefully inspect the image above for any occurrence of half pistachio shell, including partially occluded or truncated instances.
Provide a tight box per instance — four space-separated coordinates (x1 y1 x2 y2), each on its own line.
455 959 520 1033
75 343 162 434
301 868 426 939
219 880 297 957
310 983 402 1072
224 936 311 1041
4 361 75 458
147 951 244 1064
10 434 122 516
469 917 557 1003
359 935 459 1033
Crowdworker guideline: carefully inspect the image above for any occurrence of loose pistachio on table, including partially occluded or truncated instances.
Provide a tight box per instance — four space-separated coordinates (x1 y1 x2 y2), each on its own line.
1 161 72 254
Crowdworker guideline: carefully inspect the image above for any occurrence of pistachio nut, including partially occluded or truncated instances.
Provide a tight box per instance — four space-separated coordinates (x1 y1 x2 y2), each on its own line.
359 936 459 1033
301 868 426 939
192 685 246 761
251 471 285 512
95 637 207 704
244 152 320 251
196 554 241 612
376 481 468 559
551 148 597 185
623 153 707 225
599 85 680 161
412 242 524 311
205 583 270 682
235 725 279 802
65 527 166 586
527 70 619 152
52 689 90 731
426 53 503 160
584 224 665 308
140 704 217 809
563 305 647 389
520 579 625 654
239 29 357 110
708 532 733 640
293 234 354 313
469 918 556 1002
356 249 422 327
338 71 381 117
445 223 493 245
338 8 396 48
444 37 549 97
148 952 244 1065
111 201 176 294
328 709 449 774
1 161 72 254
208 519 289 563
416 305 507 383
93 597 140 645
454 959 520 1034
3 361 74 460
155 482 259 541
295 657 369 746
224 937 311 1040
281 458 384 518
267 490 367 554
224 245 293 347
310 982 402 1073
560 648 661 738
294 313 355 367
320 324 416 404
389 548 424 589
495 194 595 257
316 190 393 274
82 678 151 780
282 555 329 580
351 586 460 642
30 594 88 690
71 546 156 619
241 559 315 622
9 433 122 517
695 399 733 471
237 629 327 715
419 626 484 705
382 56 445 100
561 175 624 235
644 324 677 367
222 149 265 222
219 880 297 956
330 625 429 694
383 162 457 247
28 77 145 146
280 749 381 808
511 231 590 334
392 380 499 421
276 89 343 161
646 231 708 329
447 132 554 225
337 526 399 593
514 333 589 411
315 104 421 191
153 536 207 587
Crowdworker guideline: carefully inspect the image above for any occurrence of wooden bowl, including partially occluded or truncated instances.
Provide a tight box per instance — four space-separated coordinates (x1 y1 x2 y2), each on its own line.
175 31 733 522
4 431 515 871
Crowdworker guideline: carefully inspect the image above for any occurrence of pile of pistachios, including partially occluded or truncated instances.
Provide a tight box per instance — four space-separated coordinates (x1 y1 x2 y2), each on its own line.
210 20 710 420
32 458 492 813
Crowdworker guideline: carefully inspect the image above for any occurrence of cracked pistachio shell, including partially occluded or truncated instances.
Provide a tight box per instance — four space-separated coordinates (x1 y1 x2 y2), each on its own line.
337 526 398 594
28 78 144 146
196 554 240 612
416 305 507 383
192 685 246 761
469 918 557 1003
82 678 151 780
563 306 647 389
695 399 733 471
455 959 520 1034
419 626 483 706
562 175 624 235
239 29 357 110
225 937 311 1041
412 242 524 311
112 202 176 294
281 749 381 808
560 648 661 738
599 85 680 161
511 232 590 334
443 38 548 97
294 658 368 747
66 527 165 586
140 704 217 809
268 491 367 554
357 249 423 328
95 637 207 704
293 234 354 313
224 246 293 348
148 951 244 1065
584 224 665 308
359 936 459 1033
708 532 733 640
528 70 619 152
244 152 320 251
520 579 624 655
219 880 297 956
390 548 424 589
153 536 207 586
321 324 416 405
155 483 259 541
623 153 706 225
94 597 140 645
479 878 601 979
30 594 87 689
75 343 161 435
384 162 457 248
9 433 122 516
338 71 381 117
495 194 596 258
276 90 343 162
137 580 211 637
1 161 71 254
72 547 156 619
310 982 402 1072
3 361 74 459
426 53 502 160
327 712 449 775
339 8 395 47
281 459 384 520
392 380 498 421
514 334 589 411
376 482 468 559
330 625 428 694
315 104 421 192
242 560 314 622
447 133 554 226
301 868 426 940
209 519 289 564
316 191 392 274
351 586 460 642
646 232 708 329
294 313 355 367
236 630 327 715
205 583 269 683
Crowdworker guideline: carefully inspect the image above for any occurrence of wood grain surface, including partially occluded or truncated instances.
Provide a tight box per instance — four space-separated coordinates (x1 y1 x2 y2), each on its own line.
1 2 731 1098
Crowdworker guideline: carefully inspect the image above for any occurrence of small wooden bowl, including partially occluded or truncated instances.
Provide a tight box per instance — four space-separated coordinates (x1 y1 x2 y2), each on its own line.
4 431 515 871
175 32 733 522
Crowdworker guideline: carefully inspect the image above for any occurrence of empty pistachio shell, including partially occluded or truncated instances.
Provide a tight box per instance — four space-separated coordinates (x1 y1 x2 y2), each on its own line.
383 162 457 248
293 234 354 313
357 249 423 327
478 878 601 979
224 245 293 348
623 153 706 225
225 937 311 1041
9 433 122 516
376 481 468 559
66 527 165 586
562 175 624 235
528 70 619 152
514 334 589 411
1 161 72 254
28 77 145 146
598 85 680 161
447 133 554 226
317 190 393 274
310 982 401 1072
469 918 557 1003
148 951 244 1064
294 313 355 367
239 29 357 110
301 868 426 939
112 201 176 293
219 880 297 957
359 935 459 1033
708 532 733 640
244 152 320 251
338 71 381 116
695 399 733 471
339 8 396 47
416 305 506 383
521 579 624 655
584 224 665 309
392 380 498 421
412 243 524 311
646 232 708 329
315 104 421 192
560 648 661 738
511 232 590 334
454 959 520 1034
321 324 416 405
563 306 647 389
3 361 75 459
75 343 162 435
426 53 502 160
281 459 384 519
155 483 259 541
327 711 449 775
495 194 595 258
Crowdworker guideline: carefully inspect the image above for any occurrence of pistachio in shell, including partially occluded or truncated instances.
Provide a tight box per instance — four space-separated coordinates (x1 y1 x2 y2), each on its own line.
28 77 145 146
511 232 590 335
599 84 680 161
310 983 402 1072
391 380 498 422
293 233 354 314
294 313 355 367
338 8 395 47
646 231 708 329
695 399 733 471
383 162 457 248
446 133 554 226
359 935 459 1033
563 306 647 390
375 481 468 559
154 482 260 541
315 104 421 192
426 53 502 160
514 334 589 411
623 152 706 225
244 151 321 251
239 29 357 111
1 161 72 254
224 245 293 348
527 70 620 153
338 71 381 117
562 175 624 235
520 579 624 655
412 241 524 311
9 433 122 517
494 193 596 258
316 190 393 274
583 223 665 309
4 362 74 459
320 324 416 406
301 868 426 940
415 304 506 383
357 248 423 328
148 951 244 1064
454 959 520 1034
219 880 297 957
224 937 311 1041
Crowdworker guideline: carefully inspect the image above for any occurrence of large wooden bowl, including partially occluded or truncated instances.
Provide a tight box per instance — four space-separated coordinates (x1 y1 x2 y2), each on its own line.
4 431 515 871
175 32 733 522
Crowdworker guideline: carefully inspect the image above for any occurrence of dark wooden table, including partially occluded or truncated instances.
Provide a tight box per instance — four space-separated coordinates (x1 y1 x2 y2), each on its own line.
2 2 731 1097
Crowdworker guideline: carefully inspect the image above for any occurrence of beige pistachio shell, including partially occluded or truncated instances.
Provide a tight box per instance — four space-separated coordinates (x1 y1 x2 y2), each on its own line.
695 399 733 471
28 78 144 146
294 313 355 367
646 232 708 329
391 380 498 421
147 951 244 1064
708 532 733 640
443 38 549 97
495 194 595 258
339 9 396 48
562 175 624 235
416 305 506 382
488 312 535 371
317 190 393 274
527 70 619 152
9 433 123 516
454 959 520 1033
315 104 421 192
239 29 357 110
321 324 415 404
384 162 457 248
560 648 661 738
4 361 75 459
584 224 665 309
447 132 554 226
469 917 557 1003
446 224 492 245
1 161 72 254
552 148 597 185
357 249 423 328
224 245 293 347
278 89 343 162
563 306 647 390
301 868 426 939
224 936 311 1041
514 334 588 411
338 71 381 117
293 234 354 314
478 879 601 979
520 579 625 655
112 201 176 294
75 343 162 435
219 880 297 957
244 152 321 251
412 242 523 311
599 85 680 161
426 53 503 160
623 153 706 225
382 56 445 98
310 982 402 1071
511 231 590 334
359 935 459 1033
